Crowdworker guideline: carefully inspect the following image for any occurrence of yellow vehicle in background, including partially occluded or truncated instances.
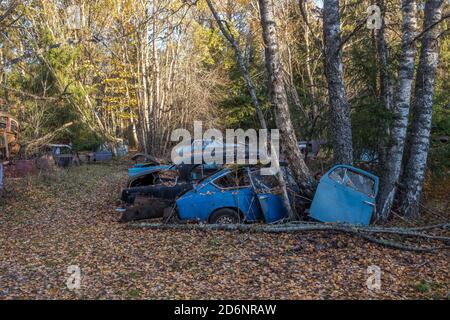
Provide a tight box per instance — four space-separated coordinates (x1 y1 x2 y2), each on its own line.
0 111 20 160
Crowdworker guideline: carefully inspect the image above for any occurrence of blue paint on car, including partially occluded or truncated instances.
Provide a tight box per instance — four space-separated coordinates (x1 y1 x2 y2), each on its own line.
256 193 288 223
176 167 299 223
175 164 379 226
128 163 220 178
310 165 379 226
176 168 264 223
128 164 173 177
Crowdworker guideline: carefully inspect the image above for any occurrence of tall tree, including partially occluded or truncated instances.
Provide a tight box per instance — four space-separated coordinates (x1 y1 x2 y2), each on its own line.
205 0 266 130
0 0 19 27
376 0 394 166
322 0 353 165
376 0 394 115
400 0 445 218
376 0 418 221
258 0 315 194
206 0 299 220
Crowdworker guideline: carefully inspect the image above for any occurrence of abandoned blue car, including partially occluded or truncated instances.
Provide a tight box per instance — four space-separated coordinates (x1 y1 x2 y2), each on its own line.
175 166 299 224
175 164 379 226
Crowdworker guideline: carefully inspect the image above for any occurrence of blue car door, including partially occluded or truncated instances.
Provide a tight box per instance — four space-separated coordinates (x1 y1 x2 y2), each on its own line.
249 168 290 223
210 169 261 221
310 166 379 226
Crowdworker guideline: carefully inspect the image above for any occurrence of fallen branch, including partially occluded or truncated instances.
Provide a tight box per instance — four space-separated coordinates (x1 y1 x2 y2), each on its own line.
409 223 450 231
0 84 66 101
354 233 448 253
128 222 450 252
23 122 74 155
342 227 450 242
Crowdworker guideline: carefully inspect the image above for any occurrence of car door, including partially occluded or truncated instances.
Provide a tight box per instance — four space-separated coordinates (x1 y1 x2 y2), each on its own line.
310 165 378 226
249 168 291 223
210 169 261 222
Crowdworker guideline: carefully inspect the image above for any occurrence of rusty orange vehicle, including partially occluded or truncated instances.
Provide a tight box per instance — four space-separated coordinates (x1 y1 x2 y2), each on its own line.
0 111 20 159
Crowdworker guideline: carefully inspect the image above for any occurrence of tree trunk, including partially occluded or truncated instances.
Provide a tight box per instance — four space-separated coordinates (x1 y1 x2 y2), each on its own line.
206 0 303 220
300 0 318 119
322 0 353 165
376 0 394 113
205 0 266 129
399 0 444 219
376 0 418 221
376 0 395 166
258 0 315 193
0 0 19 27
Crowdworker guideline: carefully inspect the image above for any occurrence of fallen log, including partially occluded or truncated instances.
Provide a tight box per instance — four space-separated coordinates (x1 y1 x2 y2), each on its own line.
409 223 450 231
23 122 74 156
128 222 450 252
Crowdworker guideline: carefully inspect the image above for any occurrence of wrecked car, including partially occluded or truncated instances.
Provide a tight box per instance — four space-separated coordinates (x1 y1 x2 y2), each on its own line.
128 164 173 178
91 144 113 162
174 165 301 224
0 112 20 159
174 164 378 226
115 139 129 157
173 138 260 165
122 164 221 203
127 163 221 186
121 161 379 226
45 144 76 167
127 165 177 187
119 164 221 222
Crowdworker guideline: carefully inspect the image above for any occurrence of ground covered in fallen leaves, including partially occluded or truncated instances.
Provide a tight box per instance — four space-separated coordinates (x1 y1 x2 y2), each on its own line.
0 162 448 300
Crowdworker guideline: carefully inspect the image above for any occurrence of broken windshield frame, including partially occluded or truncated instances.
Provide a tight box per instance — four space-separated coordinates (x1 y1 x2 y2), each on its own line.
211 168 252 190
329 167 376 198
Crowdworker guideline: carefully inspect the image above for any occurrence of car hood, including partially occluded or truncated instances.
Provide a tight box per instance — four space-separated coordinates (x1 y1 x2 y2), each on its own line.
128 165 173 178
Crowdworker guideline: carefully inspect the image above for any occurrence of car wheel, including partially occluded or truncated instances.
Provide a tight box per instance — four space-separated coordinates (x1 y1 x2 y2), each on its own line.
209 208 239 224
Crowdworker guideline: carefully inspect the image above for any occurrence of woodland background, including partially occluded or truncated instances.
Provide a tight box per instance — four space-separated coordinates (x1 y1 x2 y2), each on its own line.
0 0 449 221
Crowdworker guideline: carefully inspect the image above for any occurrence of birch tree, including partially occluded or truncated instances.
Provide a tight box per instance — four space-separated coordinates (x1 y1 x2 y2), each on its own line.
376 0 418 221
258 0 315 193
376 0 394 166
322 0 353 165
0 0 19 28
399 0 445 218
376 0 394 115
206 0 299 219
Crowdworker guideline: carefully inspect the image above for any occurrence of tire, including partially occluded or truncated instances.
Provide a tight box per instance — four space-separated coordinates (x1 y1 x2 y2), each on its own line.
209 208 240 224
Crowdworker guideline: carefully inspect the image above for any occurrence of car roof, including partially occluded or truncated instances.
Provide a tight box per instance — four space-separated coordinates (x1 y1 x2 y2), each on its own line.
198 163 288 184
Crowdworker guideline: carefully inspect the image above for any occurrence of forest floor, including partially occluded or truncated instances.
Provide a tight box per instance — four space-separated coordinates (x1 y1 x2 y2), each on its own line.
0 161 448 300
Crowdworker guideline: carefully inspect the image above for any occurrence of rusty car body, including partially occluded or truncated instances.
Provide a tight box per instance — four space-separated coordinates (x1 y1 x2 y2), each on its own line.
0 112 20 160
0 112 20 194
118 164 221 222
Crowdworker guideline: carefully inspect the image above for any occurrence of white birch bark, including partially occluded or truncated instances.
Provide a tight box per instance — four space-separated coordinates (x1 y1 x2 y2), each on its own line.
258 0 316 193
399 0 444 218
207 0 305 220
376 0 418 221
